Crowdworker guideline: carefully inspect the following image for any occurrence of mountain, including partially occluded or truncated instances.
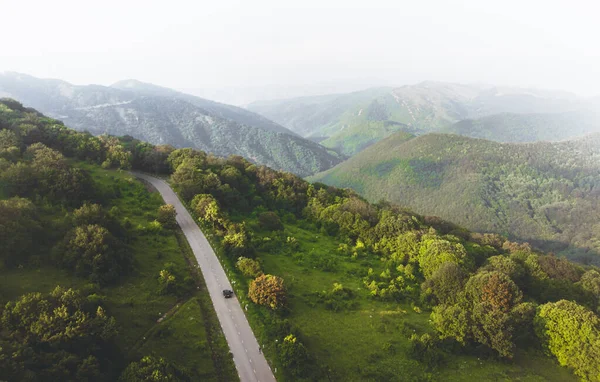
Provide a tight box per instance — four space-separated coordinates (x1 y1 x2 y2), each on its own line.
247 82 584 155
0 72 342 176
309 131 600 263
446 110 600 143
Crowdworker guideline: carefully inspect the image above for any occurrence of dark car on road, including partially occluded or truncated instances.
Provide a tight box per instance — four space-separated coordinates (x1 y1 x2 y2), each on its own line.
223 289 234 298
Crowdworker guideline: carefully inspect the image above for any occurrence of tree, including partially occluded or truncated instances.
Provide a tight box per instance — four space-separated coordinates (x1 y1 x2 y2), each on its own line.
418 237 469 278
236 257 262 278
0 286 116 381
190 194 221 227
98 135 132 169
223 223 252 258
579 270 600 311
258 211 283 231
482 255 526 286
57 224 132 285
534 300 600 381
421 262 467 305
170 158 205 202
0 197 41 267
0 128 20 150
248 274 286 309
119 356 191 382
167 148 206 173
277 334 310 378
157 204 177 229
432 271 524 358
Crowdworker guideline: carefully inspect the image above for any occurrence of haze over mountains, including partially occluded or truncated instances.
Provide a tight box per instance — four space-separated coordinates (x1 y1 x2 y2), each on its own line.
0 72 342 176
248 82 599 155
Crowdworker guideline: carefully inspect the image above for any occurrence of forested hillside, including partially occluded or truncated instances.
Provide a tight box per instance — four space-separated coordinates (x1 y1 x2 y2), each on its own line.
310 132 600 264
447 110 600 143
248 82 586 155
0 72 342 176
0 99 237 381
3 98 600 381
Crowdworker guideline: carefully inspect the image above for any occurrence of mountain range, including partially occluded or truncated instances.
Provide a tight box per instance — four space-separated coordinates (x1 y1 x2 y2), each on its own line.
0 72 342 176
309 131 600 263
248 82 598 155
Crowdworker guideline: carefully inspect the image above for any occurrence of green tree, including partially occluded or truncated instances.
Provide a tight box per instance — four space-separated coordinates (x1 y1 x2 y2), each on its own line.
170 158 205 201
223 223 252 258
258 211 283 231
98 135 132 169
432 271 524 358
190 194 222 227
57 224 132 285
0 286 116 381
534 300 600 381
236 257 262 278
277 334 310 378
418 237 469 278
0 197 41 267
421 262 467 305
157 204 177 229
579 270 600 311
248 274 286 309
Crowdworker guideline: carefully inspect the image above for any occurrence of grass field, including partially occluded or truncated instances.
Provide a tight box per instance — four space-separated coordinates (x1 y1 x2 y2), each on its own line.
221 218 577 381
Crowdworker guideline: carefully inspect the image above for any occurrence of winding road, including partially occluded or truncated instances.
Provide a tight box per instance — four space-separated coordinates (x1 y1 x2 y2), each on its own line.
133 172 276 382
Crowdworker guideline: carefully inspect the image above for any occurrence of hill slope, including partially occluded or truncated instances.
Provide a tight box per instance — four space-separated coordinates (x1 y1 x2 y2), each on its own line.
447 110 600 143
0 72 341 176
0 99 237 381
2 99 597 381
248 82 584 155
310 132 600 262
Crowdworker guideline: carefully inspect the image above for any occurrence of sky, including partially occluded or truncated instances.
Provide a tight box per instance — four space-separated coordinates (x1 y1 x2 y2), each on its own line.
1 0 599 104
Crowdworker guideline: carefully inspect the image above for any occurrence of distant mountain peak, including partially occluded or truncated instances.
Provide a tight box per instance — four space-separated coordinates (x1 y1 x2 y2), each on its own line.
0 72 334 175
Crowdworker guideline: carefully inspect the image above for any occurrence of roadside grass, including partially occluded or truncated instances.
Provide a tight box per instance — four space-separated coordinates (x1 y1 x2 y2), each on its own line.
0 163 237 380
136 297 218 381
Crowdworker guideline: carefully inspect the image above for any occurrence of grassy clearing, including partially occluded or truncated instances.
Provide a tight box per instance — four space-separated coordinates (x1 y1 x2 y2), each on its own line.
242 219 576 381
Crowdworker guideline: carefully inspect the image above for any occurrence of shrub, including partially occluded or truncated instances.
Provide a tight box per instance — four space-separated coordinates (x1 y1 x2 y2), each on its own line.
236 257 262 278
157 204 177 228
248 274 286 309
258 211 284 231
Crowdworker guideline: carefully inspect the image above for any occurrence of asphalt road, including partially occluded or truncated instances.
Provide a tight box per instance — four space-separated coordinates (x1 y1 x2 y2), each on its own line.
133 172 277 382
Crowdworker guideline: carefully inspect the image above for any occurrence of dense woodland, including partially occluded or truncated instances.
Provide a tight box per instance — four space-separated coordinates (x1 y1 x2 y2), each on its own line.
2 98 600 381
311 132 600 266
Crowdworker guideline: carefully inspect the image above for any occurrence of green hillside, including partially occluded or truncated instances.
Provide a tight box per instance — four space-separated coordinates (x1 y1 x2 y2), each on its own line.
447 110 600 143
0 72 342 176
0 99 236 381
310 132 600 264
3 98 600 381
248 82 583 155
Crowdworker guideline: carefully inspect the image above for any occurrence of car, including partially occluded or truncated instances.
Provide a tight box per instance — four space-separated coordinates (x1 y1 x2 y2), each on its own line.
223 289 234 298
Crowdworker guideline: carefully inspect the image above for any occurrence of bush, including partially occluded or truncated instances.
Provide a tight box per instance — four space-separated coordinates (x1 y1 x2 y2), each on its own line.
157 204 177 229
236 257 262 278
409 333 445 369
258 211 283 231
248 274 286 309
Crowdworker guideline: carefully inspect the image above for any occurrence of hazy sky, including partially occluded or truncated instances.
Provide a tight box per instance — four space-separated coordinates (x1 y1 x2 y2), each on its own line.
2 0 599 104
